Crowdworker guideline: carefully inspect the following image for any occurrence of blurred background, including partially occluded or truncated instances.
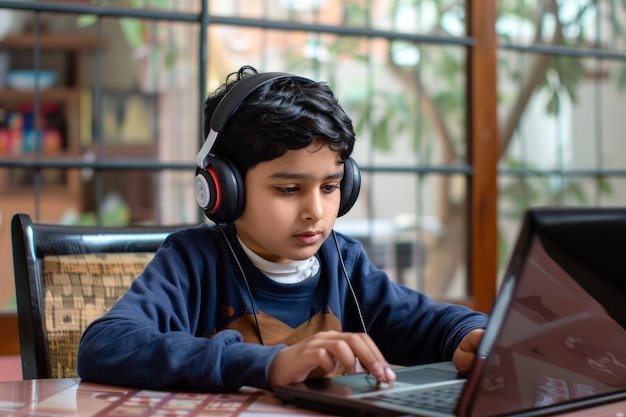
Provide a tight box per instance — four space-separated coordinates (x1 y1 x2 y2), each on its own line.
1 0 626 317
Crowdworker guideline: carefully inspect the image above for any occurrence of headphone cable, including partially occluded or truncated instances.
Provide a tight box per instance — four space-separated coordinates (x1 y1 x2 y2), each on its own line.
332 230 368 335
216 223 265 345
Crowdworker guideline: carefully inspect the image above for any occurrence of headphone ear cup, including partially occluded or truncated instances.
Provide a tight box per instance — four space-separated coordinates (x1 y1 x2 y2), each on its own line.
194 167 218 212
338 157 361 217
194 155 245 223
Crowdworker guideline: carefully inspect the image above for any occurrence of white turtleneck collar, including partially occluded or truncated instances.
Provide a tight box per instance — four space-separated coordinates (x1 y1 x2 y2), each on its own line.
236 235 320 284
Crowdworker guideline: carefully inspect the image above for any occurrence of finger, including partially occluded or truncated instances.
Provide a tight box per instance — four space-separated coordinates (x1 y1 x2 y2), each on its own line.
358 333 388 365
305 333 369 377
358 335 396 382
340 333 395 382
292 331 394 382
317 347 342 375
347 335 384 377
467 329 485 350
453 349 473 373
269 342 343 387
316 337 361 375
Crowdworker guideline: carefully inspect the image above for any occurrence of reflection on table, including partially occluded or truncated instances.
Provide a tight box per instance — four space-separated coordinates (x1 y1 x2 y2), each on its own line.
1 377 625 417
0 378 335 417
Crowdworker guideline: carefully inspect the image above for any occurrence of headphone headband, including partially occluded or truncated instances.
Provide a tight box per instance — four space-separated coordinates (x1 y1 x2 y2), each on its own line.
196 72 313 169
211 72 312 132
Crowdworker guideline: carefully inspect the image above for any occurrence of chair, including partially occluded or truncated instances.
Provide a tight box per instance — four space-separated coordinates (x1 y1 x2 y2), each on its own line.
11 212 186 379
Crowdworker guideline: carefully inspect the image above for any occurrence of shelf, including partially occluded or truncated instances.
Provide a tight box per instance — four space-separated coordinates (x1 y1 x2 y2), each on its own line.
0 153 81 164
0 87 80 104
91 143 158 157
0 163 81 195
0 153 162 168
0 32 110 310
0 34 103 51
0 183 80 196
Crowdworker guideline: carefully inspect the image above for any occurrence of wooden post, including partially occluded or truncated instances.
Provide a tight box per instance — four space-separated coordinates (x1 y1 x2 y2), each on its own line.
467 0 499 313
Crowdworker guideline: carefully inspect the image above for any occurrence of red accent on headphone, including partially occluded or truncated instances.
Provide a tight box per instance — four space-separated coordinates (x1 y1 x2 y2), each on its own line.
207 165 222 214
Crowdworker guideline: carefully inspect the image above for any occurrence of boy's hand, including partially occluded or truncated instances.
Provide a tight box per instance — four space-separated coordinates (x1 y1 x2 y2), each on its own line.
452 328 485 374
267 331 396 389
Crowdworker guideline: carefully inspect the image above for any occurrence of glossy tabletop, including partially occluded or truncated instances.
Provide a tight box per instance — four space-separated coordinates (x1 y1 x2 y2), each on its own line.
0 378 334 417
2 378 626 417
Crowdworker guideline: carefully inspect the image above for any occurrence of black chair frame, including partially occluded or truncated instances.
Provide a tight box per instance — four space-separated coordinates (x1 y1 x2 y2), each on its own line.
11 212 184 379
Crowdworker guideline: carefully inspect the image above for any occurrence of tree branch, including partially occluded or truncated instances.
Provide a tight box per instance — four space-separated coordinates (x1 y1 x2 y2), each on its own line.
499 0 562 156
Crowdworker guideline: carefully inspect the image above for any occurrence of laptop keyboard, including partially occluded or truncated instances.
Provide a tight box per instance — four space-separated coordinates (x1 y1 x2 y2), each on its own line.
364 382 463 414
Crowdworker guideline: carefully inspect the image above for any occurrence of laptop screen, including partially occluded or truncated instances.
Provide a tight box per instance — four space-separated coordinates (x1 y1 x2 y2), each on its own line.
466 208 626 416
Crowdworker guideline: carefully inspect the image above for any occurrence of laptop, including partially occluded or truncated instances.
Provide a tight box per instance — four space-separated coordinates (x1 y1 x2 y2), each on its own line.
274 207 626 417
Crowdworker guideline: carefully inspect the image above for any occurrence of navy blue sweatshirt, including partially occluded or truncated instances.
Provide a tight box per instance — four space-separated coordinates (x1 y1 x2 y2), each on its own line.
76 222 487 391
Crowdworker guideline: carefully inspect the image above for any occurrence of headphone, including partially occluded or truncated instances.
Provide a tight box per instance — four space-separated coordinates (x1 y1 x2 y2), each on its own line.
194 72 361 224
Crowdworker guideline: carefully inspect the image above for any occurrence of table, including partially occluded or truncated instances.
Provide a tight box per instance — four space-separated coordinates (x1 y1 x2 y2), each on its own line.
2 378 626 417
0 378 335 417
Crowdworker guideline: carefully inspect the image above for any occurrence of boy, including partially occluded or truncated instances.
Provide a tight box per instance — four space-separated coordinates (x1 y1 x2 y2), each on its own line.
77 66 487 392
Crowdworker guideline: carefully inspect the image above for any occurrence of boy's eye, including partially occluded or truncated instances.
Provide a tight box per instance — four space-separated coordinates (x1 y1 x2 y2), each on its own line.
276 186 299 194
275 184 339 194
322 184 340 193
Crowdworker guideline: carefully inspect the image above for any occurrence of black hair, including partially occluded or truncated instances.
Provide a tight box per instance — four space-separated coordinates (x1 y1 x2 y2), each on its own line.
203 66 356 178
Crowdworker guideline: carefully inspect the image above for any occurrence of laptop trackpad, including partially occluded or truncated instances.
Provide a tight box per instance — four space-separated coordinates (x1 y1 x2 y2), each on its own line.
317 366 465 397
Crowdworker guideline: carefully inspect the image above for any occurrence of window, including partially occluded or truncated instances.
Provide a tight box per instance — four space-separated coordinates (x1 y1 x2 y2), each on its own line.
1 1 501 313
496 0 626 280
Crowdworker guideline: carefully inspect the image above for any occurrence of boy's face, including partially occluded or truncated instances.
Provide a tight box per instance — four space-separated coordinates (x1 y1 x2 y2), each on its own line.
235 141 344 263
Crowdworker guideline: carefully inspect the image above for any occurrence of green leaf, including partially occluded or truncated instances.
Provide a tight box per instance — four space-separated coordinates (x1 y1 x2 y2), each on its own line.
373 120 392 152
552 55 584 103
119 18 144 49
76 14 98 27
150 0 171 8
434 91 459 112
546 92 560 114
598 178 613 195
438 50 461 80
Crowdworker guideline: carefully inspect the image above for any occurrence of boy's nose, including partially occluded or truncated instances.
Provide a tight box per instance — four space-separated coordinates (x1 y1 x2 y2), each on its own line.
302 191 325 221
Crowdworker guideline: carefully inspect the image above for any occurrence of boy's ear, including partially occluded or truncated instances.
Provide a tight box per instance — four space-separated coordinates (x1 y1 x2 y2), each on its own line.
338 157 361 217
194 155 245 224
